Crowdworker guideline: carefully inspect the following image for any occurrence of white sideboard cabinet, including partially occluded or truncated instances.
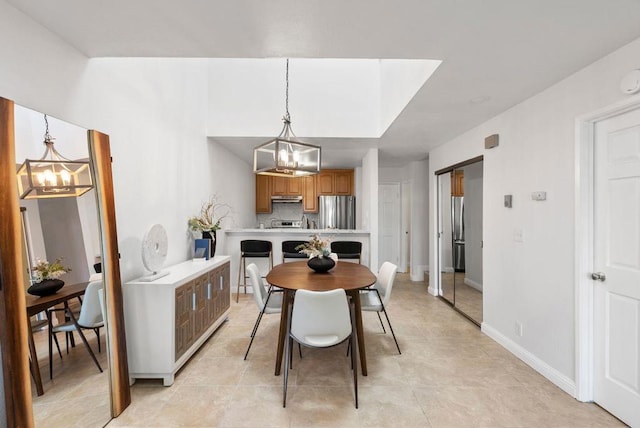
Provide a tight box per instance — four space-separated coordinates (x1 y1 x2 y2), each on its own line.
124 256 230 385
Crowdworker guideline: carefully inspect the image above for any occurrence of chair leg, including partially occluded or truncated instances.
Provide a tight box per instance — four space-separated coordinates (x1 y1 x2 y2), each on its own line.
75 327 103 373
236 255 243 303
47 314 54 379
95 328 101 353
350 302 358 409
283 301 293 408
381 307 401 355
244 309 266 360
376 312 387 333
52 333 62 359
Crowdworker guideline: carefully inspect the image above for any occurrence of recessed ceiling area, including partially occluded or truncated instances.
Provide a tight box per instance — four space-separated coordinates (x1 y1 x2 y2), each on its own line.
7 0 640 166
207 58 440 166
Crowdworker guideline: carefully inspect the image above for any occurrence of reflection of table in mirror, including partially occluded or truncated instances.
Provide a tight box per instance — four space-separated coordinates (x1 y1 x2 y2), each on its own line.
25 281 89 396
266 261 377 376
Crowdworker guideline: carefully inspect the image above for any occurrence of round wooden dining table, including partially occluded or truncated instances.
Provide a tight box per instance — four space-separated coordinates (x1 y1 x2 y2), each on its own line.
266 260 377 376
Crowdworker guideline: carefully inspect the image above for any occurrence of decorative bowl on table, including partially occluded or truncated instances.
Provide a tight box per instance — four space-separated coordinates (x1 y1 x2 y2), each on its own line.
27 279 65 296
307 256 335 273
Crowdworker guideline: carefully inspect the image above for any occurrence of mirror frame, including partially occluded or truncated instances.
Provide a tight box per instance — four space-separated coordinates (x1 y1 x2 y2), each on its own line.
0 97 131 425
435 155 484 326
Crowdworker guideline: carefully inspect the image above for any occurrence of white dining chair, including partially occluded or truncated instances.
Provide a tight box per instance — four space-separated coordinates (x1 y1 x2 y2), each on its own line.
244 263 283 360
47 280 104 379
360 261 401 354
283 288 358 408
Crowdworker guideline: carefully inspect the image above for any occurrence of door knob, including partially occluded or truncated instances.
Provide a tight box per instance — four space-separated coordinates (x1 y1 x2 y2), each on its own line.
591 272 606 281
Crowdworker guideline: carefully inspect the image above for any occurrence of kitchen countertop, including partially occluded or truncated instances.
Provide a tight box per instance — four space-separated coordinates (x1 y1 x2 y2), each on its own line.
224 228 370 235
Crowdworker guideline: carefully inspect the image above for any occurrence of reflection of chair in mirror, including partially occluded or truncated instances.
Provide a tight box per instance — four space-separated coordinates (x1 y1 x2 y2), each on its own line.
330 241 362 263
244 263 282 360
360 261 401 354
281 240 308 263
47 281 104 379
283 288 358 408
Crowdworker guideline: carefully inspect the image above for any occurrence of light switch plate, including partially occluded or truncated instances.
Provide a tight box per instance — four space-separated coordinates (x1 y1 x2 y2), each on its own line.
504 194 513 208
531 191 547 201
514 228 524 243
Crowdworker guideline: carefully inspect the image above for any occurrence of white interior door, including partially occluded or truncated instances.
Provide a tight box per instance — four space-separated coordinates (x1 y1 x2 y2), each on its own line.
378 184 401 270
593 108 640 427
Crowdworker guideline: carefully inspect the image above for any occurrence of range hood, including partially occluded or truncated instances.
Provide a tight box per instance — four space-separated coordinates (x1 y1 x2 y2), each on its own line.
271 195 303 203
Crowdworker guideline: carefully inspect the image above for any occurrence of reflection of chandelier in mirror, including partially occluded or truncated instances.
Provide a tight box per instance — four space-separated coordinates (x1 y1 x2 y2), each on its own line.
17 114 93 199
253 58 321 177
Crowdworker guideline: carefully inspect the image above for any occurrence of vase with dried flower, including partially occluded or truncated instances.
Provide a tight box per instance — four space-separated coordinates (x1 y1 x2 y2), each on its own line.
296 235 336 273
27 258 72 296
188 195 232 258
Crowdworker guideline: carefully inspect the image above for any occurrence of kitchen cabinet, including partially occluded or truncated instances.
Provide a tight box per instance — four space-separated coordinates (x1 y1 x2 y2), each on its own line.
451 170 464 196
255 170 353 213
272 176 302 196
255 175 271 213
302 175 318 213
334 170 354 195
317 169 354 196
124 257 230 386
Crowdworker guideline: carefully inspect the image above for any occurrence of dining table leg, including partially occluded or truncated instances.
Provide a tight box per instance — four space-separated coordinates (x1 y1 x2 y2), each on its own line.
275 289 292 376
27 320 44 396
348 289 368 376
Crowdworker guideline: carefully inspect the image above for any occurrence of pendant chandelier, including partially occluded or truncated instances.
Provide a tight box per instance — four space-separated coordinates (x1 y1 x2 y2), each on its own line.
253 59 321 177
16 114 93 199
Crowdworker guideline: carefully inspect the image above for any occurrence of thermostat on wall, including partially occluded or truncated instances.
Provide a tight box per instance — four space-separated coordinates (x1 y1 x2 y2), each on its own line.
620 69 640 95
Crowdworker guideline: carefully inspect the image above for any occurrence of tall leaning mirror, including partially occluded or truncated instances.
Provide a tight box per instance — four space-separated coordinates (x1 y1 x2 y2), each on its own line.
437 156 484 326
0 97 130 427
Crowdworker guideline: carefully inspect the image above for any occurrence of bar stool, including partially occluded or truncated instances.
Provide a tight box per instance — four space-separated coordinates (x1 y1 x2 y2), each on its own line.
237 240 273 302
281 240 308 263
330 241 362 264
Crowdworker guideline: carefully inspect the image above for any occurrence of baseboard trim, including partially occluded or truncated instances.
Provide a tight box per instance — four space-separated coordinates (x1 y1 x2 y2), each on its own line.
463 277 483 291
481 322 576 398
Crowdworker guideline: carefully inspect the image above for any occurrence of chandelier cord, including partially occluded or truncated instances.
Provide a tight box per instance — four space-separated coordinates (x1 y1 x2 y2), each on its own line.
43 114 53 143
285 58 290 122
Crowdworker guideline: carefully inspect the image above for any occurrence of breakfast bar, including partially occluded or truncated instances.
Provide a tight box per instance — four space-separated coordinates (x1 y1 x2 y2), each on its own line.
222 229 370 295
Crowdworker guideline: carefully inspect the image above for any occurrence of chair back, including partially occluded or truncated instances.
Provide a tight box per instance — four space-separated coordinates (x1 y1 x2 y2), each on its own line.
78 280 104 328
247 263 267 309
291 289 351 347
376 262 398 306
241 240 272 257
330 241 362 260
282 240 308 260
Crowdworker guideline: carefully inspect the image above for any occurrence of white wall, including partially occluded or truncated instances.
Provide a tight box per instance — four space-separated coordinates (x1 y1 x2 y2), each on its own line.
429 35 640 392
361 149 379 270
409 160 429 281
379 164 429 277
0 2 255 282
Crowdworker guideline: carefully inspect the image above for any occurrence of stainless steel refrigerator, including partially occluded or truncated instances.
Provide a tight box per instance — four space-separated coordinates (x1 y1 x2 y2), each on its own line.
318 196 356 229
451 196 465 272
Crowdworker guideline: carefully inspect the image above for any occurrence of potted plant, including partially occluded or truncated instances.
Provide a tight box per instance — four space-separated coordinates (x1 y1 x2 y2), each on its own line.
188 195 232 257
296 235 336 273
28 258 71 296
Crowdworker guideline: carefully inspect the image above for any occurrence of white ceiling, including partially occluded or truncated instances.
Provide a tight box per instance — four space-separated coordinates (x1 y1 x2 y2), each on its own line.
8 0 640 167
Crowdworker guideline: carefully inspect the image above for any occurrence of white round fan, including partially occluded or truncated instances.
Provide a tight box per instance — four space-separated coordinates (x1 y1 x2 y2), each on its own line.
140 224 169 281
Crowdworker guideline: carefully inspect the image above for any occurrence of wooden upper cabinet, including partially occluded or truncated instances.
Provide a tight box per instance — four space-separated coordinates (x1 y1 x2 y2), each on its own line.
272 176 302 196
317 169 354 196
255 175 271 213
317 171 335 195
288 177 302 195
451 170 464 196
334 171 353 195
255 170 353 213
302 175 318 213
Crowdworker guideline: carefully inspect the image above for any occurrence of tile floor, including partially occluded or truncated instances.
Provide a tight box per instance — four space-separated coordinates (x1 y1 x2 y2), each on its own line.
102 273 623 428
